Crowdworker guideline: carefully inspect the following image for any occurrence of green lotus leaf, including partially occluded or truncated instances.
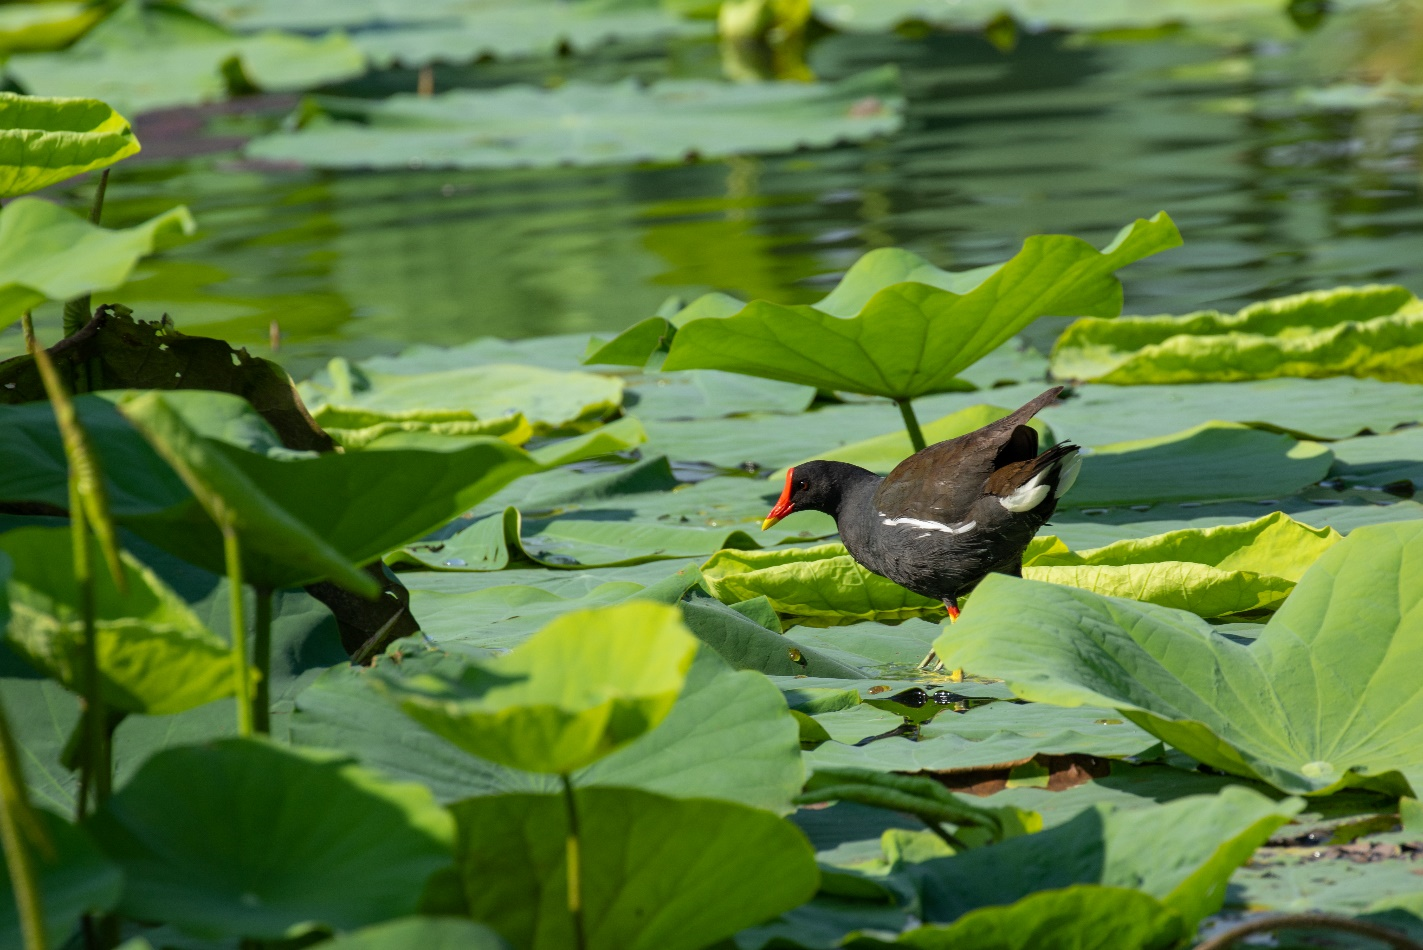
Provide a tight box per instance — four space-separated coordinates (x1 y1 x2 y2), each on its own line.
771 403 1055 480
1024 511 1342 618
294 643 806 814
816 0 1287 33
0 4 105 55
701 543 941 625
798 768 1040 842
300 358 624 437
386 601 699 774
247 67 903 171
87 738 453 940
0 809 123 950
312 407 532 450
897 786 1299 930
849 885 1183 950
1051 285 1423 385
0 92 139 197
935 521 1423 795
7 3 365 117
0 391 645 591
645 214 1179 400
450 787 819 950
1067 422 1333 508
0 197 194 332
317 918 510 950
1330 424 1423 493
0 525 241 715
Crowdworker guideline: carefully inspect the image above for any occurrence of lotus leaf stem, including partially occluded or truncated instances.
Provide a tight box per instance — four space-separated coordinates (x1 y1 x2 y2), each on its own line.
1193 913 1423 950
252 589 272 735
0 702 51 950
224 527 253 738
69 484 107 815
894 398 927 453
62 169 111 340
560 773 586 950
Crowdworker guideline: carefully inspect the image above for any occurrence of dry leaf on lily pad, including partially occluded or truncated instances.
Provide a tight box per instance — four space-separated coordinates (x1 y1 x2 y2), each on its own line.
935 521 1423 796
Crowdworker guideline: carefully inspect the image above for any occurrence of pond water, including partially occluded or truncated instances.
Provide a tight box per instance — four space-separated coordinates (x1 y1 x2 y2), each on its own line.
12 16 1423 375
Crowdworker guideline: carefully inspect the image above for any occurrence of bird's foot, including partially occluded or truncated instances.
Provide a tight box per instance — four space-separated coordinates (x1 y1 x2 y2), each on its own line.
853 721 918 746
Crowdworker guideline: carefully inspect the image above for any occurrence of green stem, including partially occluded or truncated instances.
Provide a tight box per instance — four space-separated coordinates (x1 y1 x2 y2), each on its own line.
252 589 272 735
69 481 106 818
62 169 110 339
0 701 50 950
895 398 927 453
560 774 586 950
223 527 253 738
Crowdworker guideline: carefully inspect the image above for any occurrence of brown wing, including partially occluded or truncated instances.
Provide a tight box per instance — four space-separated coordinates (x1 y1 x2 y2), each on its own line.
872 386 1063 522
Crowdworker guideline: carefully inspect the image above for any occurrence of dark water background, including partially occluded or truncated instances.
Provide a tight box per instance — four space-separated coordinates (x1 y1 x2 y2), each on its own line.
11 14 1423 376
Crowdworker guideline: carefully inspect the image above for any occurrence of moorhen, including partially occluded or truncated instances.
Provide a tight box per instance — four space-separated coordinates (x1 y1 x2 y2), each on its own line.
761 387 1080 666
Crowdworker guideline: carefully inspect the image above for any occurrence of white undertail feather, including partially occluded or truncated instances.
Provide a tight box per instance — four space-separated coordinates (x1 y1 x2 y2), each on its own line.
998 470 1051 512
1055 450 1083 498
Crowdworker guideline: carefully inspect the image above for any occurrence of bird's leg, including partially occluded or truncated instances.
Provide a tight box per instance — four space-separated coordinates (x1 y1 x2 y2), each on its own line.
917 598 963 674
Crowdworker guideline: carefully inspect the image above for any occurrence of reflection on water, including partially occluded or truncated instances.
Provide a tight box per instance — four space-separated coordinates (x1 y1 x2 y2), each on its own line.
9 19 1423 376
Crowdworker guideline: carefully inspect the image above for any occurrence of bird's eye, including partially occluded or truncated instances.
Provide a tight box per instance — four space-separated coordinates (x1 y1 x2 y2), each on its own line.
796 481 806 490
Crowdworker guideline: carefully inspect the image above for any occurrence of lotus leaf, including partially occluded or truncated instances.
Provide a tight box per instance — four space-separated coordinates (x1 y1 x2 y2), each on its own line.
386 602 698 774
312 408 532 450
0 809 122 950
934 521 1423 795
0 93 139 197
299 359 625 437
1067 422 1333 508
815 0 1288 32
246 67 904 170
1051 285 1423 385
899 786 1299 929
7 3 366 116
1330 425 1423 492
318 918 510 950
451 787 819 950
771 403 1054 480
294 643 806 814
0 391 645 591
1023 512 1341 618
0 526 240 715
846 886 1183 950
0 4 105 55
408 581 650 650
624 370 817 422
87 739 453 940
620 214 1181 401
0 198 193 331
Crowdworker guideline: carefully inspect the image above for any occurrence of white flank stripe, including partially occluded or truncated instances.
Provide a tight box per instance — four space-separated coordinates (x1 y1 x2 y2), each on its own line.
882 516 977 535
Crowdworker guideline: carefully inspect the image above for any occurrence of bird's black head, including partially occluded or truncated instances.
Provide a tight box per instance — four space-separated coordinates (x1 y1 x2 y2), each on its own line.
761 460 876 529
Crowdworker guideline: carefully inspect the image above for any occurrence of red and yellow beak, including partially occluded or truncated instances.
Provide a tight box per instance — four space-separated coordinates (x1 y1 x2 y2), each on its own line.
762 468 796 530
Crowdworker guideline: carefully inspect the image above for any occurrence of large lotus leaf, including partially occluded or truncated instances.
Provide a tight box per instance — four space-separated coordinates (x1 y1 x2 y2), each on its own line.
1048 377 1423 445
86 738 453 940
787 619 941 676
701 544 942 625
1228 853 1423 920
247 67 903 171
0 391 645 591
7 3 365 116
408 581 649 650
675 591 864 678
0 809 122 950
846 886 1183 950
1050 285 1423 385
386 602 698 774
934 521 1423 796
319 918 509 950
898 786 1299 930
0 93 139 197
0 526 240 715
771 404 1054 481
815 0 1287 32
1023 512 1342 618
0 198 193 331
806 703 1159 774
625 370 817 422
650 214 1180 400
0 4 105 55
299 359 624 436
311 408 531 450
393 503 829 572
1330 425 1423 492
1067 422 1333 508
452 787 819 950
294 643 805 814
